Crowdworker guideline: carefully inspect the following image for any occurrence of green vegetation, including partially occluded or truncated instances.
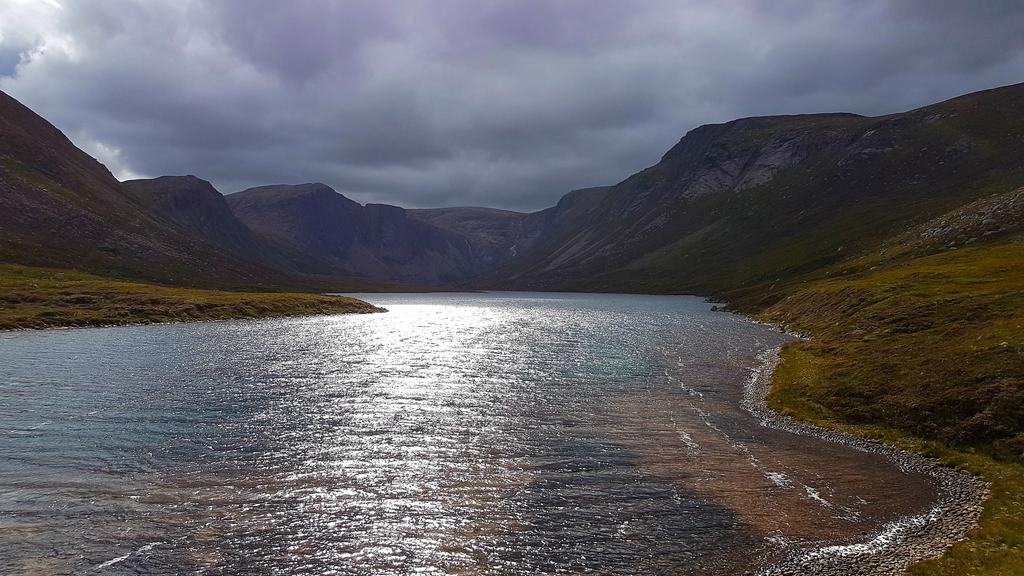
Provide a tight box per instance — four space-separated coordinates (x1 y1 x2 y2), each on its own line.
762 242 1024 460
770 347 1024 576
532 84 1024 305
0 263 383 330
761 240 1024 574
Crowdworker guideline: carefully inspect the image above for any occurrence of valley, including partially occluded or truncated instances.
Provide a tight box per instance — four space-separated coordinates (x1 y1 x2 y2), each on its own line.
1 81 1022 574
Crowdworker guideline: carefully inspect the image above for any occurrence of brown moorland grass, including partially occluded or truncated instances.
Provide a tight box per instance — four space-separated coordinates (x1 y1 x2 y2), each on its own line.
761 240 1024 575
0 263 384 330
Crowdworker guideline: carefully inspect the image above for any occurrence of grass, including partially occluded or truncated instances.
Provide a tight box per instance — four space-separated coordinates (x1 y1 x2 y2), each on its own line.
761 242 1024 458
769 346 1024 576
0 263 384 330
760 240 1024 575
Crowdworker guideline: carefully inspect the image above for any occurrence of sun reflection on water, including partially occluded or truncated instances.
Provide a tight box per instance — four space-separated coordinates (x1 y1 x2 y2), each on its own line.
0 292 937 575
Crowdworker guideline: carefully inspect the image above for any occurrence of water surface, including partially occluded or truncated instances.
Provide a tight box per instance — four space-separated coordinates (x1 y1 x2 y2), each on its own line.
0 292 935 575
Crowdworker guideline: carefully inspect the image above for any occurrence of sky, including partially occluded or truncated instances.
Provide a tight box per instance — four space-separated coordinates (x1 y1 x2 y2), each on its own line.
1 1 1023 211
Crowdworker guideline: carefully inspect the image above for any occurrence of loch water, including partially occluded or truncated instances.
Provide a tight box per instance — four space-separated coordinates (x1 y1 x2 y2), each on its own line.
0 292 936 575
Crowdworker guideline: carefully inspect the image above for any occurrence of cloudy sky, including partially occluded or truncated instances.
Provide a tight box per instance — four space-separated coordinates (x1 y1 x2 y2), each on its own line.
1 1 1023 210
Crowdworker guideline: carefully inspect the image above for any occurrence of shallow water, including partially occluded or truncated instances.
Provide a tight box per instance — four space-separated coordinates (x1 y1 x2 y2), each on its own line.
0 292 936 575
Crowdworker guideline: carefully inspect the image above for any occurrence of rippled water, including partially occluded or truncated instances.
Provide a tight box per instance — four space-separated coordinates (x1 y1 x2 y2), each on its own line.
0 293 936 575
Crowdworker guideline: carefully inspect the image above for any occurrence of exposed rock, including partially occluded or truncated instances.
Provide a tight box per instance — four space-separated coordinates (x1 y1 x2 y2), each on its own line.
483 82 1024 298
899 186 1024 252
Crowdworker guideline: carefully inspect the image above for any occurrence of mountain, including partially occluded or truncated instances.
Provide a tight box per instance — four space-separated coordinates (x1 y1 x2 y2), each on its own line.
121 175 262 258
484 83 1024 306
206 82 1024 293
121 175 328 275
402 186 617 282
758 184 1024 463
226 184 485 285
407 207 526 267
0 89 388 291
5 82 1023 297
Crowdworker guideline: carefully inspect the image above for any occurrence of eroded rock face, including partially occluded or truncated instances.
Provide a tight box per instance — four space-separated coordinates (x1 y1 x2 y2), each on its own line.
483 83 1024 295
902 186 1024 252
408 207 531 268
663 126 823 199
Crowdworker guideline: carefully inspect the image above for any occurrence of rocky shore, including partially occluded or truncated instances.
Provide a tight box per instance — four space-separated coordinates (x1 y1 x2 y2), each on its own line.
744 346 990 576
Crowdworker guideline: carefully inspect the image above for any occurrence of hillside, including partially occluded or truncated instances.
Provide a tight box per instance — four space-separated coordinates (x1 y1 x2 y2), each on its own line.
121 176 329 275
485 83 1024 304
0 89 394 293
226 184 488 285
407 206 529 269
762 187 1024 459
758 189 1024 575
0 90 255 287
122 175 269 261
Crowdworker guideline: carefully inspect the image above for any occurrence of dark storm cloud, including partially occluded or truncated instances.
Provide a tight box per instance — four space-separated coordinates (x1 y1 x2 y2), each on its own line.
1 0 1023 210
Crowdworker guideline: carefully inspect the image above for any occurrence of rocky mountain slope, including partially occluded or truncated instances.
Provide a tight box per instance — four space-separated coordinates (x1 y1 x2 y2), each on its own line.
407 206 529 270
484 83 1024 306
121 176 265 259
0 89 389 291
226 184 487 285
4 82 1022 297
121 175 330 276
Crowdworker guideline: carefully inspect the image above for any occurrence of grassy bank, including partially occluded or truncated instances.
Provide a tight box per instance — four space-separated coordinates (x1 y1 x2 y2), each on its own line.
760 241 1024 575
0 263 384 330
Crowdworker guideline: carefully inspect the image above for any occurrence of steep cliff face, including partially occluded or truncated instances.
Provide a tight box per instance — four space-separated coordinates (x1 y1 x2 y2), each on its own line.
485 83 1024 302
225 183 364 274
122 176 264 257
408 207 529 269
409 187 618 282
226 184 481 284
122 176 328 275
359 203 478 285
498 186 614 273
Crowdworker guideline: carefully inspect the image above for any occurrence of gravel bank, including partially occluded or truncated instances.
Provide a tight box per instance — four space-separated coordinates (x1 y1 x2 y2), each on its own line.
744 346 990 576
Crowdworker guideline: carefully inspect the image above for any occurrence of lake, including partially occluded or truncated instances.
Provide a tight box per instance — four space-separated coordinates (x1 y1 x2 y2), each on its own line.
0 292 939 575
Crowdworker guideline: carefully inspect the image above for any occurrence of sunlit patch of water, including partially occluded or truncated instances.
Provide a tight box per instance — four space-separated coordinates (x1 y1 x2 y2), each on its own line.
0 292 937 574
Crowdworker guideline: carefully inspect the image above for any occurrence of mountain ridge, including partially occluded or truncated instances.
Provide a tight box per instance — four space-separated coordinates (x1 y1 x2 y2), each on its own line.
3 82 1023 297
225 183 486 285
0 90 396 292
481 81 1024 306
3 80 1022 574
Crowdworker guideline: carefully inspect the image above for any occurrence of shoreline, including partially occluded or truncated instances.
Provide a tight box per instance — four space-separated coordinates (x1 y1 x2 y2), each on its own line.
0 306 387 334
0 263 386 331
744 345 989 576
